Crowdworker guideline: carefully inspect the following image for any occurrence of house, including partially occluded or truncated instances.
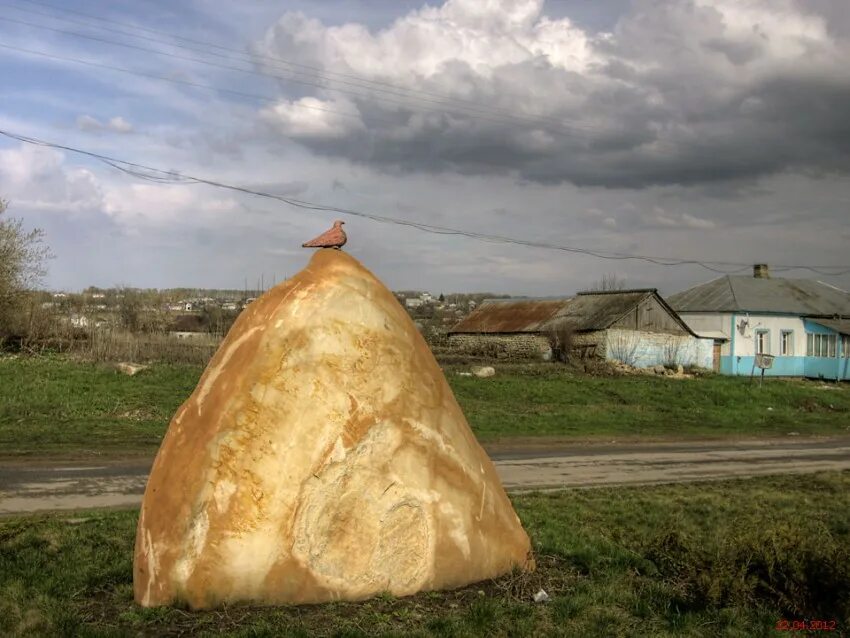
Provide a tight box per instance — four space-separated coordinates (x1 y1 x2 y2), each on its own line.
169 314 207 340
668 264 850 380
448 289 714 368
68 313 89 329
405 298 424 309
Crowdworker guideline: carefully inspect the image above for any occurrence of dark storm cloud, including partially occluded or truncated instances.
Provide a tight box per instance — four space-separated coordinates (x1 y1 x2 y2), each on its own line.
253 0 850 188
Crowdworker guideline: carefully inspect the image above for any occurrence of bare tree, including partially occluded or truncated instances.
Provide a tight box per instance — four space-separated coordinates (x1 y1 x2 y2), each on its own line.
0 199 51 334
589 272 626 292
662 336 683 367
116 287 143 333
546 319 575 363
608 331 640 366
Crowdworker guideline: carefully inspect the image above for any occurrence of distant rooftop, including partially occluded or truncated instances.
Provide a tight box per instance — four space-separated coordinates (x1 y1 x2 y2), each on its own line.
668 274 850 315
449 289 691 334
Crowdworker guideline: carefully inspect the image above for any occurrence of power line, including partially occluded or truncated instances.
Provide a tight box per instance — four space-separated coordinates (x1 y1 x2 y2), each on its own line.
0 4 588 135
0 1 776 165
0 37 775 175
0 41 389 126
1 127 848 277
0 12 593 136
6 0 586 129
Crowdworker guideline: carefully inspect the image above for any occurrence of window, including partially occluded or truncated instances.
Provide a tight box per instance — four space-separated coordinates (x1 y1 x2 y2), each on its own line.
780 330 794 356
843 335 850 359
755 329 769 355
807 333 838 358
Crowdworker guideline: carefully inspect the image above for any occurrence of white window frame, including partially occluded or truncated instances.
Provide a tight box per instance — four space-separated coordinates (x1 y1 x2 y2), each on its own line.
755 329 770 356
780 330 793 356
809 333 838 358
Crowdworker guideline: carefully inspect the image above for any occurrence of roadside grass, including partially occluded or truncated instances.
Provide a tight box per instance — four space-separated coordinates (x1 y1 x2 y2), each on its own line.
1 356 849 456
0 356 197 456
453 365 850 440
1 472 848 637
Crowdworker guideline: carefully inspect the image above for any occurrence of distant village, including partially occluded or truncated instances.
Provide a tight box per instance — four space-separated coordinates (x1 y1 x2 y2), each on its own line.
32 285 496 342
30 263 850 381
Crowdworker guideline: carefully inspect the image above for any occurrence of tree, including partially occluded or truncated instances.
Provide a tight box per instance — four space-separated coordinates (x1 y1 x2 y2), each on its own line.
590 272 626 292
546 319 575 363
116 287 142 332
0 200 51 333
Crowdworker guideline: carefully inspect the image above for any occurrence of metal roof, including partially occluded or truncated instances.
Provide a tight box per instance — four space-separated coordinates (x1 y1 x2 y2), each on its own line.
449 299 565 333
449 289 691 334
552 290 656 331
668 276 850 315
807 318 850 335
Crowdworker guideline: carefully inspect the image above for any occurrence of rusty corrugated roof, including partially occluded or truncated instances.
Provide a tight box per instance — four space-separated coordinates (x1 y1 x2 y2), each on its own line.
449 299 566 333
448 289 692 335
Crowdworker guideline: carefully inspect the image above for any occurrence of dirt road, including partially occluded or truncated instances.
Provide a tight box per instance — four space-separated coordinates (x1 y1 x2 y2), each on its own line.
2 436 849 514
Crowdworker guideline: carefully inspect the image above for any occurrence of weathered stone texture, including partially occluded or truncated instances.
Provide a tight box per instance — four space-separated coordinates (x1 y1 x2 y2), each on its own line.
134 250 532 609
447 333 550 359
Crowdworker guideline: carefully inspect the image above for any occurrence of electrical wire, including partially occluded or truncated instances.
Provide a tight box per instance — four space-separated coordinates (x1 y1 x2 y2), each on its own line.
2 128 848 277
0 11 672 147
6 0 595 129
0 1 771 163
0 38 774 178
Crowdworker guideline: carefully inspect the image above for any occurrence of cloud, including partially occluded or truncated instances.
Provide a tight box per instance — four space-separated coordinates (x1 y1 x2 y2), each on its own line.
76 115 134 134
641 207 716 230
0 144 103 213
260 96 365 139
252 0 850 187
102 183 241 227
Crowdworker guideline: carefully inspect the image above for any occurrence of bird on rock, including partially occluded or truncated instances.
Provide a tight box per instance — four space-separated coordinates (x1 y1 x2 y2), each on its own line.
302 220 347 250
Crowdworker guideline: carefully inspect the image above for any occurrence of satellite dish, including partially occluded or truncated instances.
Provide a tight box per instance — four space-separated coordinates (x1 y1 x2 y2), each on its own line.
737 318 751 337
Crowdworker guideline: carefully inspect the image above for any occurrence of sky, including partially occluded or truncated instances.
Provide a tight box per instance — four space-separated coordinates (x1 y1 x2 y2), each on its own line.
1 0 849 297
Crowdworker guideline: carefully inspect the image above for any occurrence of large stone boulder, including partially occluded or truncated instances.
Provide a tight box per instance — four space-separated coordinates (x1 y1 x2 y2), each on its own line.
134 249 532 609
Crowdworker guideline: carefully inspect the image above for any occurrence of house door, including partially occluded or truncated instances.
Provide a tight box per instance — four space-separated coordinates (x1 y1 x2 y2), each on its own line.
712 342 721 372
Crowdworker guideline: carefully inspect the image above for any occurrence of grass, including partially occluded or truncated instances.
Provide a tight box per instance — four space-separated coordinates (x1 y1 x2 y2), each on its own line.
1 472 848 636
452 364 850 440
1 356 849 456
0 356 197 456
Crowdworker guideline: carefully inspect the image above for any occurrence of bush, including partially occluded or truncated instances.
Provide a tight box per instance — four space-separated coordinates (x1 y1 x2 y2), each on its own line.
643 522 850 623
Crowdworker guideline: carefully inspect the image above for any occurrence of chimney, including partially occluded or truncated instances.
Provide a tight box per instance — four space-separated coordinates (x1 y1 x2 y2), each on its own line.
753 264 770 279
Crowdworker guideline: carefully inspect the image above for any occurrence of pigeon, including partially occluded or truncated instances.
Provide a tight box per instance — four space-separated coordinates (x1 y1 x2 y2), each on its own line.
302 220 347 249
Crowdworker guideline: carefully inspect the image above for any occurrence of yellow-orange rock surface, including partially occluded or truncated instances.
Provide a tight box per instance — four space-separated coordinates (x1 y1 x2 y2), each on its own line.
134 249 533 609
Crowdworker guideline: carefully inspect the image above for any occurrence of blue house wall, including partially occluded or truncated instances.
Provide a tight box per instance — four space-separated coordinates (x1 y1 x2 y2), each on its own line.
803 320 849 381
718 315 848 380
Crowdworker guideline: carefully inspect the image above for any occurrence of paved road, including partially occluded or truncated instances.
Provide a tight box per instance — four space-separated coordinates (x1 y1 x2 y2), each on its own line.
2 436 850 514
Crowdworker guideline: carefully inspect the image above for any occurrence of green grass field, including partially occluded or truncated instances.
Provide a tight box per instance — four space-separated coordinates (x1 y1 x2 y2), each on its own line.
1 472 848 637
1 356 849 456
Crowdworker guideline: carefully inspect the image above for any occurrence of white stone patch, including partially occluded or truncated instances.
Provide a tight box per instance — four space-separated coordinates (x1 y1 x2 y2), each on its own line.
330 436 346 463
438 501 471 559
213 479 237 513
477 483 487 522
218 523 284 596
